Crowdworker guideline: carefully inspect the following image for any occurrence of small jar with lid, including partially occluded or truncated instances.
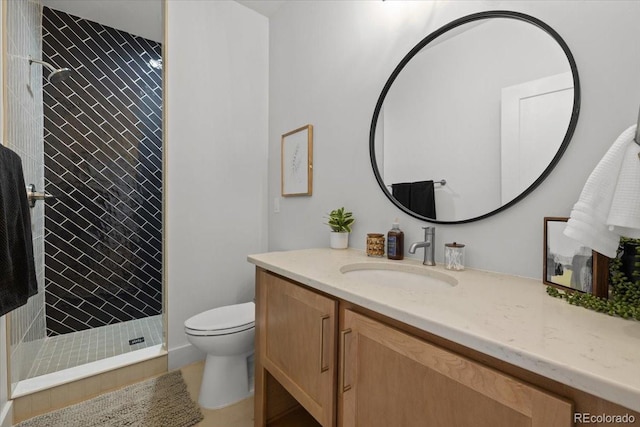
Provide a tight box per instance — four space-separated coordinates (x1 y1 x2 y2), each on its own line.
366 233 385 257
444 242 465 271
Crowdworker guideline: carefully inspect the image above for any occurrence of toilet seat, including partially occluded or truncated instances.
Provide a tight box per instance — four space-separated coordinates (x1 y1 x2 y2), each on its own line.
185 302 255 337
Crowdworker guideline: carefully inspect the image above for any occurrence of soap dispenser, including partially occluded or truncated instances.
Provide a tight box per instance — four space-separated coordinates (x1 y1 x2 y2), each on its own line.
387 220 404 260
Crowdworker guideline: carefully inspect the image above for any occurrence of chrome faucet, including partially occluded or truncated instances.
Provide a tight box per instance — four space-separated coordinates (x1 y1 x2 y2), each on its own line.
408 227 436 266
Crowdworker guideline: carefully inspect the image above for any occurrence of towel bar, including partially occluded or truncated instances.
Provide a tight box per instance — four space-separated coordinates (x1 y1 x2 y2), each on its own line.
386 179 446 188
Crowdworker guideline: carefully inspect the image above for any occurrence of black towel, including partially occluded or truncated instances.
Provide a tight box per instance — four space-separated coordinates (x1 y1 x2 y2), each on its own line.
391 181 437 219
0 145 38 317
410 180 436 219
391 182 412 211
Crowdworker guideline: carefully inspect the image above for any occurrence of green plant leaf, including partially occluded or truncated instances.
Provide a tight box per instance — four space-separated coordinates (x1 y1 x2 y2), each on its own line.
325 207 355 233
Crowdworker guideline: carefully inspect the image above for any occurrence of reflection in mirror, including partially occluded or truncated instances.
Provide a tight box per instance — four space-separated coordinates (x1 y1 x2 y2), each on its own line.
371 11 580 224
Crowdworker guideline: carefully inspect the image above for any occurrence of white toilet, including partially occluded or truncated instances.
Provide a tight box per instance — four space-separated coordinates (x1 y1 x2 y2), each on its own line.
184 301 255 409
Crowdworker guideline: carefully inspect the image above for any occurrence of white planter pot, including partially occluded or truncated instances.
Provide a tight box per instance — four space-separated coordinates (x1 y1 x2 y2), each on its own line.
330 232 349 249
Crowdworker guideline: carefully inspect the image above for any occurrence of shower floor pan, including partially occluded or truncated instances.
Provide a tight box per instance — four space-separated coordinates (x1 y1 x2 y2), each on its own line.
27 314 163 379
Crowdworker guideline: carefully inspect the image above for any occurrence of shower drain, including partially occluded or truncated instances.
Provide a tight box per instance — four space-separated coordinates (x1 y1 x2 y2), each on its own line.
129 337 145 345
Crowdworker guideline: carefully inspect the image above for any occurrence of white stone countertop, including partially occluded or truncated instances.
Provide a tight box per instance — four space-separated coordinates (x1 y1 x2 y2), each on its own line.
247 248 640 413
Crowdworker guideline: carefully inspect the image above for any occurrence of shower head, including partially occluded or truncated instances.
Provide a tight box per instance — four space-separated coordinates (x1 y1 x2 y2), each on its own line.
29 58 73 84
48 67 72 84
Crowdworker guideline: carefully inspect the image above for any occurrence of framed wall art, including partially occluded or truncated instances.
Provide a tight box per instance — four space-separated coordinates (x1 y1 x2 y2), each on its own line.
281 124 313 197
543 217 609 297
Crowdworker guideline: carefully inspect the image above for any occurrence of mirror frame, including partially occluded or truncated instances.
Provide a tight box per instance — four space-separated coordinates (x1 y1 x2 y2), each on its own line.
369 10 581 224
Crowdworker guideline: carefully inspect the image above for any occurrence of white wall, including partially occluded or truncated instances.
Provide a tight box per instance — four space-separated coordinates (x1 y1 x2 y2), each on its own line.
0 4 8 424
268 0 640 279
166 0 268 368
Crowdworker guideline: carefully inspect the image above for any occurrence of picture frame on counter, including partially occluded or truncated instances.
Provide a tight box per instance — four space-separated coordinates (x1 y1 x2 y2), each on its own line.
543 217 609 298
281 124 313 197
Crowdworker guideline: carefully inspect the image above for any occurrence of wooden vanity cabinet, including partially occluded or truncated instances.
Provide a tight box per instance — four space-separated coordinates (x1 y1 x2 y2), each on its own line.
255 269 337 426
339 309 573 427
256 268 575 427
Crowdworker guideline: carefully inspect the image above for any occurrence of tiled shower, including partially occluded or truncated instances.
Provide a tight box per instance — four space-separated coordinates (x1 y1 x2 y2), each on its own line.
42 7 163 337
4 0 164 388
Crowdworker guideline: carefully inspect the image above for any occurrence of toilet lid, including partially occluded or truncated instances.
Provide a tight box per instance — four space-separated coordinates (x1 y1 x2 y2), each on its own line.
184 302 255 333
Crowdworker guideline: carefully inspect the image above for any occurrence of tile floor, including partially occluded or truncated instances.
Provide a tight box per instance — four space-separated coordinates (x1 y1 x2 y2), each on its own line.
28 315 163 378
180 361 254 427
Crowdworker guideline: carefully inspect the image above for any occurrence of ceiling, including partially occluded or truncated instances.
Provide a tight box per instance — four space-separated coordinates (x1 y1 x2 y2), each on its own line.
41 0 286 43
236 1 286 17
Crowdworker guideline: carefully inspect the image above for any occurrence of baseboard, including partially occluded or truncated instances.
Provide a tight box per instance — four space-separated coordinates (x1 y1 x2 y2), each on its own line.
168 343 204 370
0 401 12 427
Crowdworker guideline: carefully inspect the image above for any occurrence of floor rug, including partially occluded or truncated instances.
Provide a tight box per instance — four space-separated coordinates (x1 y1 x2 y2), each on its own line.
16 370 204 427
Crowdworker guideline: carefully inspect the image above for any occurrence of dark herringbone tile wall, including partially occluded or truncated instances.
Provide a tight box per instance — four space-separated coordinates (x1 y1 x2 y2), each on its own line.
42 7 163 336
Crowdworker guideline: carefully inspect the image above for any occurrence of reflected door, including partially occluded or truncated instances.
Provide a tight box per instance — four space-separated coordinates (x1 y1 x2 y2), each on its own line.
501 72 574 202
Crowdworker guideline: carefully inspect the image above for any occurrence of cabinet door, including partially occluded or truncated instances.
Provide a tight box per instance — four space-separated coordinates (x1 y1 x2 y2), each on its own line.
340 309 573 427
256 270 337 426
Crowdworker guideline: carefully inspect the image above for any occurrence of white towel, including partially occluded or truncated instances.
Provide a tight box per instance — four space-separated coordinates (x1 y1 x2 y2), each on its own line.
564 124 640 258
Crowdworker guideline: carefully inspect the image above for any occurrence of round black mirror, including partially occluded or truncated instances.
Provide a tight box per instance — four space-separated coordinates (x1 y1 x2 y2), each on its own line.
370 10 580 224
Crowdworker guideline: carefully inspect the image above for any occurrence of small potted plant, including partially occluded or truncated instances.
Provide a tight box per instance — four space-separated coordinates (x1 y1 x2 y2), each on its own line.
326 207 355 249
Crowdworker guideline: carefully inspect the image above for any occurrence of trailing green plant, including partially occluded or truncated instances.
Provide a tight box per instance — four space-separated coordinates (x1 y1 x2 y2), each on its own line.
326 207 355 233
546 237 640 321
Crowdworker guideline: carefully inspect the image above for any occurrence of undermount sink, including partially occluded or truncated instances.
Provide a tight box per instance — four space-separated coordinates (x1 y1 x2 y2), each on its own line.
340 262 457 291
